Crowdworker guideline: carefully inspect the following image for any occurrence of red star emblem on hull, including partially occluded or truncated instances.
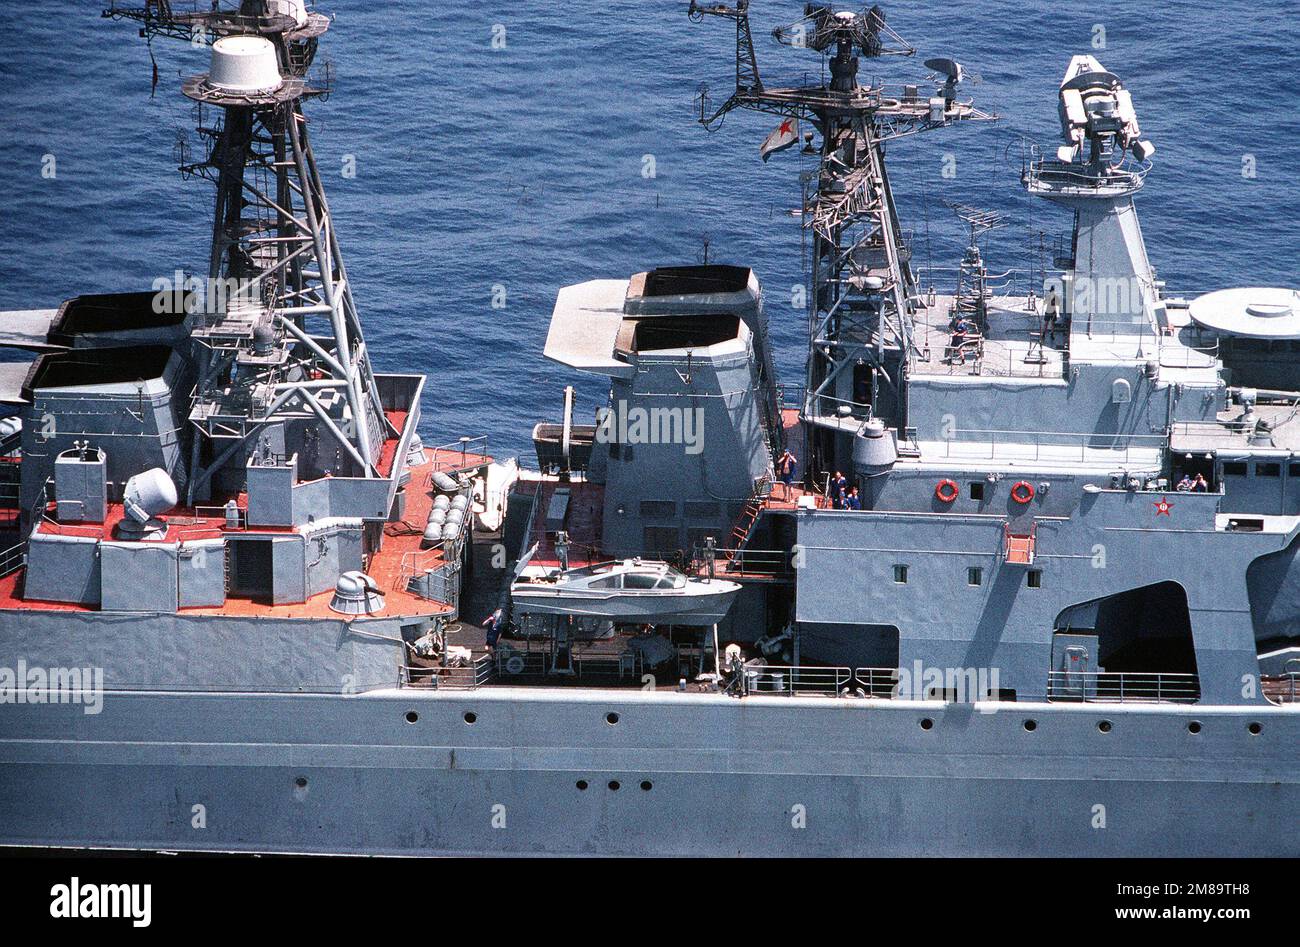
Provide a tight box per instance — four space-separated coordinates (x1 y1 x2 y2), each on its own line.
1153 497 1173 516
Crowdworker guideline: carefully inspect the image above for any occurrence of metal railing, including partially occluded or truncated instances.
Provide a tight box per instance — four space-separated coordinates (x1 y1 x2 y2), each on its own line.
401 554 462 613
401 651 494 690
854 666 901 698
495 649 549 677
1047 670 1200 704
741 664 852 697
1263 669 1299 706
430 435 489 474
0 541 27 579
936 427 1165 464
716 546 793 577
736 665 1202 704
1023 155 1150 194
194 504 247 529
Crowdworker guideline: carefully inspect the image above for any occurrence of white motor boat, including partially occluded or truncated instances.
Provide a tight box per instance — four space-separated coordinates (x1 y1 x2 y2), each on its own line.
511 555 741 625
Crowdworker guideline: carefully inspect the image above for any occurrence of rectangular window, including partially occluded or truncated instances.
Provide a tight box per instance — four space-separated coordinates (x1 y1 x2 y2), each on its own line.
1027 569 1042 589
893 564 908 584
1289 463 1300 479
1222 461 1248 476
1256 462 1281 477
969 482 985 501
684 500 720 518
640 500 677 518
967 566 983 586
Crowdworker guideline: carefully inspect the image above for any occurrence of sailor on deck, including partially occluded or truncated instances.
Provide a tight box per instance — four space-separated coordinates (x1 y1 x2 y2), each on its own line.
778 448 798 486
831 471 848 508
481 608 507 650
948 315 979 364
1043 287 1062 342
843 486 862 510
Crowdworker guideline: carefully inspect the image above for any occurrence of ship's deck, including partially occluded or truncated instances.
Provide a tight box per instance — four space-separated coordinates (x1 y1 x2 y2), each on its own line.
0 429 492 621
1173 403 1300 455
909 293 1067 379
909 292 1221 386
514 474 605 569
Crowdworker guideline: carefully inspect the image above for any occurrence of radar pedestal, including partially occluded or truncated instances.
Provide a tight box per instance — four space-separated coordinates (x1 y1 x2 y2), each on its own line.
1024 56 1160 339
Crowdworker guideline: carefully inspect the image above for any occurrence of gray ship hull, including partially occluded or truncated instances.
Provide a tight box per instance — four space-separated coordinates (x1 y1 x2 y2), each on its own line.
1 688 1295 857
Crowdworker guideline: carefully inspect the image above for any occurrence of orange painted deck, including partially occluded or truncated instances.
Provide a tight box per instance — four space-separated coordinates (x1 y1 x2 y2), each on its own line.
515 477 605 569
0 427 494 620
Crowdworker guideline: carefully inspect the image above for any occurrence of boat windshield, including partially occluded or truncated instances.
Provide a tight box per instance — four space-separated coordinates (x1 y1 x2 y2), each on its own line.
623 573 661 590
583 567 685 591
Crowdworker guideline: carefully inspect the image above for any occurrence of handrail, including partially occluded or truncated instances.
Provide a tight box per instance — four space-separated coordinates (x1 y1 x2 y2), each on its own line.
401 650 494 689
0 540 27 579
937 426 1165 464
1047 669 1200 704
741 664 851 696
1024 156 1150 192
430 435 489 473
854 666 901 698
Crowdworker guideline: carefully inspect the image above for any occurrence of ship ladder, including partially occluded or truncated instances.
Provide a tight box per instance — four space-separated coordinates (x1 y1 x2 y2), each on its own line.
1004 522 1037 565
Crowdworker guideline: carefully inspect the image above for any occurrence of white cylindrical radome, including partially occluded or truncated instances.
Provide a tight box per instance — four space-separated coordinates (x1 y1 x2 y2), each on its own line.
208 35 284 94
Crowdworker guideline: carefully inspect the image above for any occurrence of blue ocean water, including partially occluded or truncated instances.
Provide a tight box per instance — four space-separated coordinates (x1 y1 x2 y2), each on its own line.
0 1 1296 458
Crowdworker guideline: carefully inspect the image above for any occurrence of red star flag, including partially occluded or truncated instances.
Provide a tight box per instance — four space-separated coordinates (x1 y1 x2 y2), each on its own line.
760 118 798 162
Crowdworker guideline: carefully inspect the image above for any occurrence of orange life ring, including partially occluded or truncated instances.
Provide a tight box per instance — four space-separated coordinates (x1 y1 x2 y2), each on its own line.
1011 480 1035 504
935 479 959 503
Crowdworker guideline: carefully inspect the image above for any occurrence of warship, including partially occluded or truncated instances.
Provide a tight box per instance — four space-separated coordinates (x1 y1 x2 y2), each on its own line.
0 0 1295 857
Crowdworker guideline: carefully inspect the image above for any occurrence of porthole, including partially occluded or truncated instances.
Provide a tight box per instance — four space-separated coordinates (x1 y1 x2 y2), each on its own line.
919 718 934 731
404 710 419 724
1187 721 1202 734
608 780 621 791
606 712 620 725
576 780 588 791
1248 722 1262 736
1097 720 1112 733
294 776 308 789
640 780 653 791
1023 719 1037 732
463 711 477 725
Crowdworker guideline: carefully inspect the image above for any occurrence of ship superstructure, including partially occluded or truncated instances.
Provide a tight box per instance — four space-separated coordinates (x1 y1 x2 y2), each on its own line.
0 1 486 693
0 2 1294 857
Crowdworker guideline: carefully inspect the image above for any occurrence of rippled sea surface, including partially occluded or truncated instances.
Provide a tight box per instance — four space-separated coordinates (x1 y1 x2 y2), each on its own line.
1 1 1296 457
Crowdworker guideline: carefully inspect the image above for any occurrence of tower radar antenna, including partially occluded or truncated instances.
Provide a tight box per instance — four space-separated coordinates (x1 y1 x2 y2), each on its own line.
688 1 995 478
946 202 1008 245
103 1 392 504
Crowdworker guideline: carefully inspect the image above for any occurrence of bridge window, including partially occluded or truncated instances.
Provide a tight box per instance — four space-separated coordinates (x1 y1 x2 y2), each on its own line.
967 566 983 586
1222 461 1248 476
1255 462 1281 477
1027 570 1042 589
893 564 908 584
